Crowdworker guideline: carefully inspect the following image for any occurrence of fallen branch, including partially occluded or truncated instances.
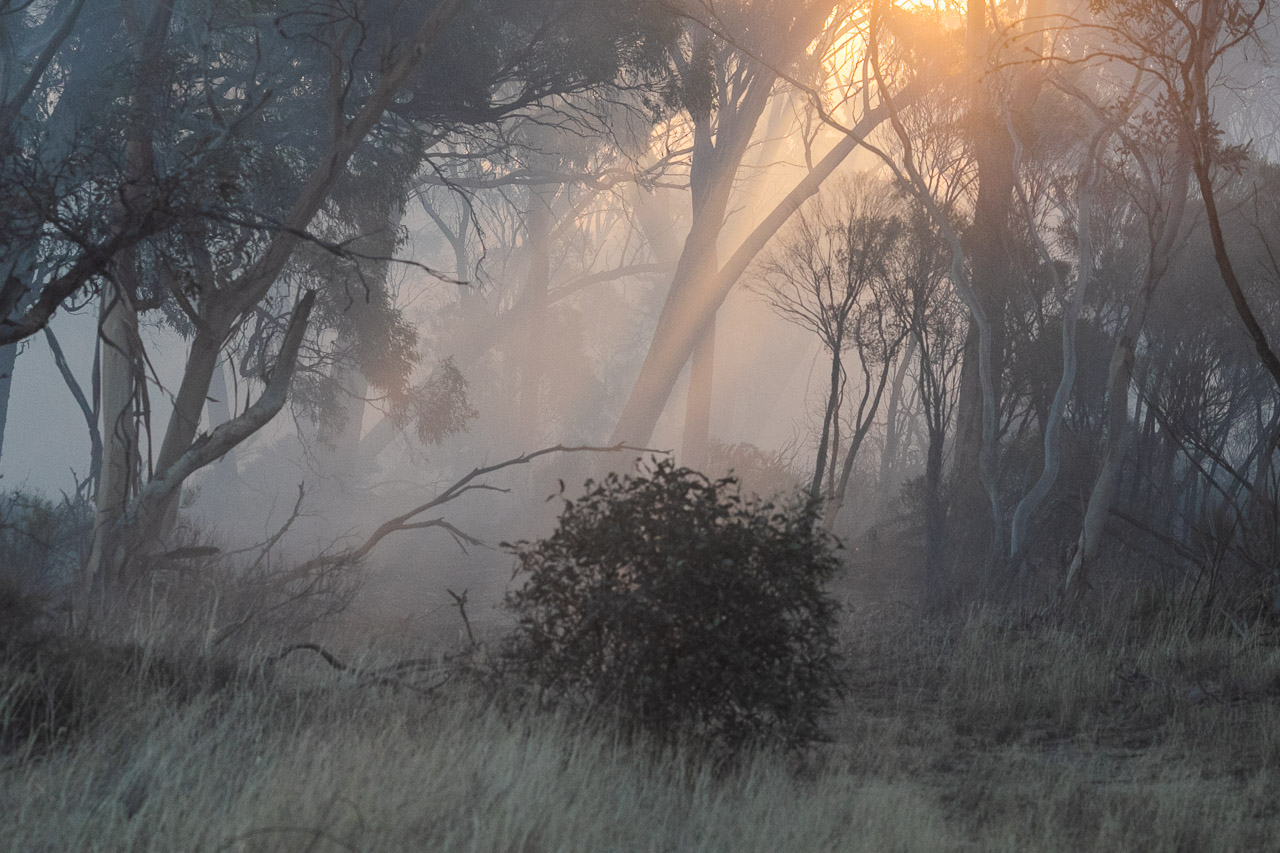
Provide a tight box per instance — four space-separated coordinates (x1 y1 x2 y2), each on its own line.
267 642 451 694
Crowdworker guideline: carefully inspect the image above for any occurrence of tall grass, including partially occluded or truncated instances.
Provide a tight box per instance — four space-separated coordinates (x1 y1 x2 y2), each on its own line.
0 670 944 852
5 597 1280 850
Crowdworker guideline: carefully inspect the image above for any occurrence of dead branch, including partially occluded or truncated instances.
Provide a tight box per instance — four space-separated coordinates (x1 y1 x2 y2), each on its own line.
267 642 452 694
447 588 476 647
343 442 665 564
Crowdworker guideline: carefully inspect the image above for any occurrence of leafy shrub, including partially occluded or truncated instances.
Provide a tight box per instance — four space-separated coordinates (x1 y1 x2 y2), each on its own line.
503 459 846 749
0 489 91 591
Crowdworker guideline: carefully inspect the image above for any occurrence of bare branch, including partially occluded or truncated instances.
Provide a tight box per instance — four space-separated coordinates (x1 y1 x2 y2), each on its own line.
339 443 667 566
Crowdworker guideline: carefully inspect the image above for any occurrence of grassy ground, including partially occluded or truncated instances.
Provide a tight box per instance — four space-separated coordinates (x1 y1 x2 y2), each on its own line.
4 596 1280 851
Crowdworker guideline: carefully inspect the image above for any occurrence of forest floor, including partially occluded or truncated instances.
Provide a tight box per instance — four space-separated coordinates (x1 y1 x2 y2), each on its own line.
4 593 1280 851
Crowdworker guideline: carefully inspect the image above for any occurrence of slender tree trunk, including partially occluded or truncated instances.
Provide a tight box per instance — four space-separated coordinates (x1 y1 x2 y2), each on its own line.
516 194 552 447
82 0 175 602
878 338 917 503
1007 124 1112 563
43 323 102 494
682 315 716 470
83 284 142 601
0 343 15 461
148 325 226 542
828 351 896 530
675 91 743 470
120 293 315 556
682 88 797 473
924 419 948 609
949 114 1015 579
811 348 843 501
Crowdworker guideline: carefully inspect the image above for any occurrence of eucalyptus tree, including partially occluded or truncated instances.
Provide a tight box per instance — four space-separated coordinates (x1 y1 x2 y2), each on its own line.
0 0 238 458
347 96 683 469
72 0 681 603
753 174 905 522
1115 0 1279 391
877 196 961 603
608 0 886 456
858 0 1170 593
1050 0 1273 594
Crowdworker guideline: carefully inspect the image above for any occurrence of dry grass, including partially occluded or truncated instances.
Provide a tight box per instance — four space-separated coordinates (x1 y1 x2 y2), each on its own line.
5 593 1280 851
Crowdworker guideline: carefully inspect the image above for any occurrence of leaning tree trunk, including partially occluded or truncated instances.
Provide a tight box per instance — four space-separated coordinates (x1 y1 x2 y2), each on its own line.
115 294 315 571
671 80 762 469
608 97 901 449
680 90 797 473
148 324 227 541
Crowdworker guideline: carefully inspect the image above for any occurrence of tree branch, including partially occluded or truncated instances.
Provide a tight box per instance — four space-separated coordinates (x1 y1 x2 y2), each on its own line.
122 290 316 533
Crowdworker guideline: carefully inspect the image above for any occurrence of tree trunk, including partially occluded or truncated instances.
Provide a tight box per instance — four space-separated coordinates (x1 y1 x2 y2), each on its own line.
878 338 917 505
202 355 239 503
43 323 102 495
827 350 896 530
1007 124 1112 563
681 314 716 471
924 418 948 610
608 97 900 448
516 194 552 448
948 19 1016 579
0 343 15 461
118 293 315 558
811 347 843 501
83 284 142 601
148 325 227 542
329 360 368 461
671 86 750 469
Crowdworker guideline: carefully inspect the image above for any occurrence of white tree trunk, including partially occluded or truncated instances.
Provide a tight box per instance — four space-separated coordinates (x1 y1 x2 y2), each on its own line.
83 284 141 600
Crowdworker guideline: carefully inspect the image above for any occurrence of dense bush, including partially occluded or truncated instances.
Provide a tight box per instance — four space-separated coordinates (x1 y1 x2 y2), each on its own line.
503 459 846 749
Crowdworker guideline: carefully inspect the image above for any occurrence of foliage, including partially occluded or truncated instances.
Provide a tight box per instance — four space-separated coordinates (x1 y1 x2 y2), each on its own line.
0 490 91 593
393 356 479 445
704 439 806 500
503 459 846 749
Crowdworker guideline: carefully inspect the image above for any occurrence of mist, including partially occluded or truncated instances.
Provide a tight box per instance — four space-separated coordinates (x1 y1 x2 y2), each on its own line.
6 0 1280 848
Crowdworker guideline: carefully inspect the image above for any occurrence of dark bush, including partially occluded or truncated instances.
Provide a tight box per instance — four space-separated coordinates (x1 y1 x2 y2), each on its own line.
503 459 846 749
0 489 91 593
